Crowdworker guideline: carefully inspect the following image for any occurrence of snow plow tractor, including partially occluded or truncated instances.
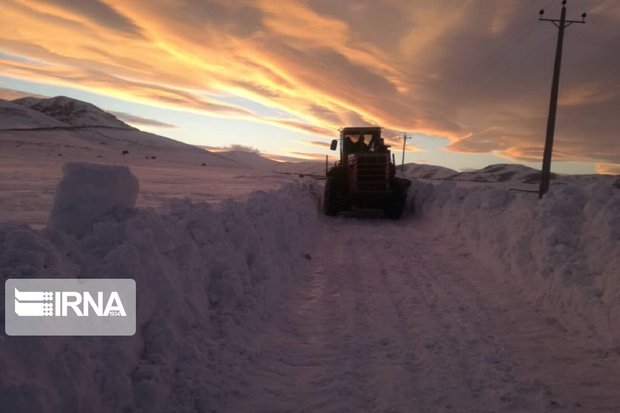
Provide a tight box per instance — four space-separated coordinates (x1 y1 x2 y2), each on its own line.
323 127 411 219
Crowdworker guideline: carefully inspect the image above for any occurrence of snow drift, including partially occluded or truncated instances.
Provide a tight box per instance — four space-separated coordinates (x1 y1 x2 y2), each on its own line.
0 163 319 412
409 177 620 345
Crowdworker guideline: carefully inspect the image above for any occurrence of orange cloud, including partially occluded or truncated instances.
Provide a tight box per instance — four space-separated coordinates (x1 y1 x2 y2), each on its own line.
302 140 331 148
285 150 328 161
0 86 46 100
596 164 620 175
559 82 619 107
108 111 176 129
0 0 618 170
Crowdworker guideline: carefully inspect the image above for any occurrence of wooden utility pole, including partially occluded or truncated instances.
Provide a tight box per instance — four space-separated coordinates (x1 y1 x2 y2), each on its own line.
400 133 412 171
538 1 586 199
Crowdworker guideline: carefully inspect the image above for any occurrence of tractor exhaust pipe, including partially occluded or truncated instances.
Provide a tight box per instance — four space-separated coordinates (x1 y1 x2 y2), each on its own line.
325 155 328 176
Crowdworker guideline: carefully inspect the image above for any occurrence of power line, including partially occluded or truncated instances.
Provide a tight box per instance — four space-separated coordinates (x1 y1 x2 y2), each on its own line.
458 1 561 87
459 20 537 84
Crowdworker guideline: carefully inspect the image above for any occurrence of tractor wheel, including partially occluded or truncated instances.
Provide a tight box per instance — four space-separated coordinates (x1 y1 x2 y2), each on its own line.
323 177 341 216
384 196 405 220
384 181 407 220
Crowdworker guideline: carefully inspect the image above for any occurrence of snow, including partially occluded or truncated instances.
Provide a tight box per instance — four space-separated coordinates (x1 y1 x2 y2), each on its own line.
0 97 294 228
0 99 66 129
409 176 620 344
450 163 550 184
13 96 131 128
401 162 458 180
274 160 326 176
216 150 279 170
2 158 619 410
401 162 557 185
0 172 320 412
49 163 139 236
2 94 620 411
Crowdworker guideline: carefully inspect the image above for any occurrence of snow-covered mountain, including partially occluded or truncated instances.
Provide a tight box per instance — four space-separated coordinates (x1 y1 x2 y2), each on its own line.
217 150 279 170
0 99 66 129
0 95 233 162
451 163 551 184
13 95 132 128
401 163 458 180
400 163 560 185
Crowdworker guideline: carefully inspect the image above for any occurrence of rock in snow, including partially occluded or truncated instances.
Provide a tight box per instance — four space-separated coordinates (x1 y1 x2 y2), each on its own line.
48 163 139 236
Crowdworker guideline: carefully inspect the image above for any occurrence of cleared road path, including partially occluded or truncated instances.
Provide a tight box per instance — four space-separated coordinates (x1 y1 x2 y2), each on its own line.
228 218 620 412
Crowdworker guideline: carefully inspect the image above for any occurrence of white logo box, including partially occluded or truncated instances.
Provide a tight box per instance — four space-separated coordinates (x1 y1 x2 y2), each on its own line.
5 279 136 336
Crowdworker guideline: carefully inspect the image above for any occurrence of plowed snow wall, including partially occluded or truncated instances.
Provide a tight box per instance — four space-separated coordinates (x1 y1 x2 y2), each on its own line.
411 179 620 345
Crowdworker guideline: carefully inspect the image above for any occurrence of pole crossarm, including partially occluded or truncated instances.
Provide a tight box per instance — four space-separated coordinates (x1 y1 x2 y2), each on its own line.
539 17 585 27
539 18 585 24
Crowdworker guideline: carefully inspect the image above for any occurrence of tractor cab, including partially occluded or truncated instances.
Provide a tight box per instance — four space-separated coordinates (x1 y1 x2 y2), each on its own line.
330 127 389 163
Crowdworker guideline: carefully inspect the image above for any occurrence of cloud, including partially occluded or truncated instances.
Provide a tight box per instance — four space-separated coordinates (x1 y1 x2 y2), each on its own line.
268 119 333 136
202 144 261 154
23 0 142 36
108 111 176 128
303 140 331 148
596 164 620 175
0 0 618 168
261 153 304 163
286 151 329 161
0 86 47 100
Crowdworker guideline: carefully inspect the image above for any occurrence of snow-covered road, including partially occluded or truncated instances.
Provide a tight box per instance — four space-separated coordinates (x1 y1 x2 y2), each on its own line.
228 218 620 413
2 159 619 412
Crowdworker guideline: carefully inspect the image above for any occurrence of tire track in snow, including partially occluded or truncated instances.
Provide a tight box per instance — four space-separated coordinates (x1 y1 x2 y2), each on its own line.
352 221 527 412
226 217 620 412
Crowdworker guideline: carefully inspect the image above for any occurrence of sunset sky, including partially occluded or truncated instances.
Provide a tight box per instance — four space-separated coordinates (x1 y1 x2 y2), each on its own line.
0 0 618 173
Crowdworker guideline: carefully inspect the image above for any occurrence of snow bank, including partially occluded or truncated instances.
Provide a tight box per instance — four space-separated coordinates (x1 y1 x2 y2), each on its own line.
49 162 139 236
0 166 320 412
410 178 620 345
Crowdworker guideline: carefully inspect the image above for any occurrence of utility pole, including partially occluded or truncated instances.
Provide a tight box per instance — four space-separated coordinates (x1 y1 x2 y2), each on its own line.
400 133 412 171
538 1 586 199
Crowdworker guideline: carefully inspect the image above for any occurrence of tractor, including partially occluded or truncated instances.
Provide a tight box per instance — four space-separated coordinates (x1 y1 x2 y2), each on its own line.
323 127 411 219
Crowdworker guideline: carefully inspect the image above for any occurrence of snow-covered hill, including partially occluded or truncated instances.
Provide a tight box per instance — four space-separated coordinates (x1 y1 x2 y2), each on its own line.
451 163 551 184
217 150 279 170
400 163 553 184
0 99 67 129
13 95 132 128
1 95 236 162
401 163 458 180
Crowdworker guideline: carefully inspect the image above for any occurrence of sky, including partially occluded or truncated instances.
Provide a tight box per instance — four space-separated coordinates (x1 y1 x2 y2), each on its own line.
0 0 618 174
